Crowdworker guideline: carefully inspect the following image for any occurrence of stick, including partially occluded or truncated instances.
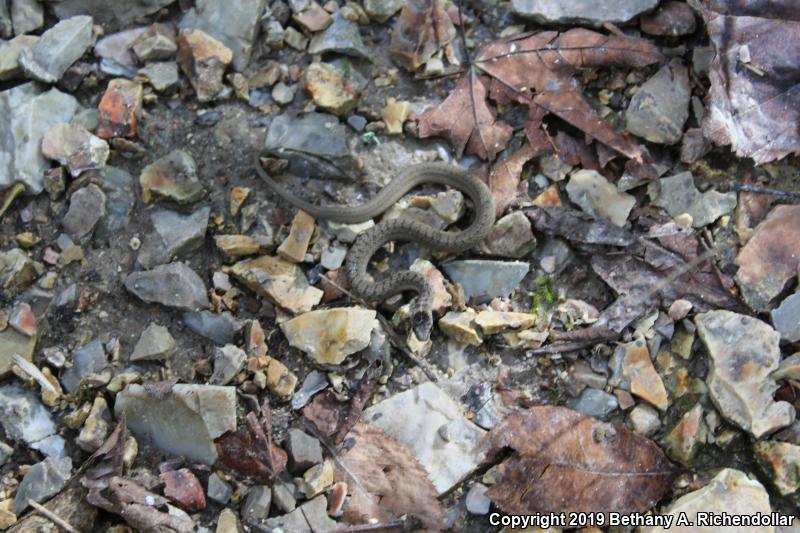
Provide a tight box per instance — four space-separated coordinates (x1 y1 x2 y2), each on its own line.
728 182 800 201
27 499 80 533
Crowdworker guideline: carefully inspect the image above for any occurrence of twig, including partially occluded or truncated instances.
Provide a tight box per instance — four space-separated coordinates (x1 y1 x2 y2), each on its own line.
728 182 800 201
330 520 407 533
27 499 80 533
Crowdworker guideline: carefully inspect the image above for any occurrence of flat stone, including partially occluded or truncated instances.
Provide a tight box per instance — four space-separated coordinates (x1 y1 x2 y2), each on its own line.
207 473 233 504
628 403 661 437
283 26 308 50
139 149 205 205
293 2 331 32
278 210 315 263
0 248 40 293
114 383 237 465
439 310 482 346
302 62 360 116
179 0 265 72
281 307 376 364
94 166 135 239
62 184 106 243
94 27 146 77
566 169 636 227
215 235 262 258
138 61 179 92
0 327 36 378
308 12 369 58
76 396 112 452
640 0 697 36
292 371 328 410
772 290 800 342
11 0 43 35
609 338 669 411
130 323 176 361
0 83 78 193
511 0 658 25
754 440 800 496
300 495 337 532
300 460 333 498
383 190 465 231
272 482 296 513
131 23 177 62
325 220 373 243
442 260 529 304
662 403 704 465
364 0 403 22
61 338 109 392
264 357 297 401
161 468 207 512
642 469 773 533
19 16 92 83
12 456 71 514
138 207 210 269
52 0 176 29
42 123 109 177
96 78 143 139
363 382 485 494
242 485 271 521
0 34 38 81
569 388 619 420
183 310 240 346
626 59 691 145
651 172 736 228
474 310 537 335
231 255 322 314
211 344 247 385
477 211 536 258
286 428 323 473
176 29 233 102
272 81 295 105
736 205 800 311
124 262 210 311
465 483 491 515
216 508 243 533
0 384 58 450
263 112 359 179
695 310 794 438
320 243 347 270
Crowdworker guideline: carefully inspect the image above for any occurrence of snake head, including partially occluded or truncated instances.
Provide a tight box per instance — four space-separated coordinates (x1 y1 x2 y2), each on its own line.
411 311 433 342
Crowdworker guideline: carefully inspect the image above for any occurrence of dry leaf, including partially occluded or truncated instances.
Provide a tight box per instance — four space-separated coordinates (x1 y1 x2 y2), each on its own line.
484 144 539 216
390 0 456 72
483 406 676 514
215 425 288 483
335 422 444 531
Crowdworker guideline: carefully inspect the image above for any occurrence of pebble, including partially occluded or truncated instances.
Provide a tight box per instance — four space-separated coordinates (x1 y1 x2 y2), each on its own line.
211 344 247 385
302 62 360 116
510 0 658 26
568 388 618 420
283 26 308 50
19 15 93 83
76 396 112 452
465 483 491 515
628 403 661 436
0 328 35 381
272 482 297 512
363 0 403 22
326 219 374 242
346 114 367 132
124 262 210 311
300 460 334 498
183 310 240 346
772 290 800 342
320 243 347 270
640 1 697 36
566 170 636 227
12 456 72 514
609 338 669 411
293 1 332 32
130 323 176 362
131 23 177 62
287 428 323 473
176 29 233 102
753 440 800 496
231 255 323 314
662 403 704 464
650 171 736 228
668 299 693 321
138 206 210 268
477 211 537 258
162 468 207 512
95 166 136 239
474 310 537 335
626 59 691 145
61 338 110 392
115 383 237 465
381 97 409 135
62 184 107 243
271 81 295 105
263 20 286 48
439 310 482 346
8 301 37 336
299 495 337 532
308 12 369 57
94 27 146 77
215 234 262 258
96 78 144 139
137 61 179 92
0 34 39 81
278 210 316 263
442 260 529 304
292 370 328 410
281 307 377 364
52 0 175 27
0 384 59 452
42 123 109 177
242 485 272 521
11 0 43 35
207 472 233 504
139 149 205 204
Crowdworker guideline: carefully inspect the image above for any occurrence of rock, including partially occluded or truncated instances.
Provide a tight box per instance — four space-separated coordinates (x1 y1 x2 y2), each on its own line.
0 83 78 193
207 473 233 504
628 403 661 436
161 468 207 512
281 307 376 364
7 485 96 533
0 384 59 452
11 0 43 35
94 27 146 77
61 338 109 392
566 170 636 227
272 482 296 513
139 150 205 204
286 428 323 473
773 353 800 382
640 1 697 36
52 0 176 29
0 440 12 466
176 29 233 102
772 290 800 342
302 62 360 116
62 184 106 243
442 260 529 304
363 0 403 22
12 457 71 514
231 255 322 314
609 338 669 411
650 172 736 228
626 59 691 145
293 2 331 32
569 388 619 419
326 220 373 243
92 166 134 240
642 469 773 533
115 383 237 465
283 26 308 50
299 495 337 532
0 1 10 38
736 205 800 311
278 210 315 263
308 12 369 58
439 310 482 346
96 78 143 139
292 371 327 410
465 483 491 515
131 23 177 62
19 16 92 83
8 301 36 337
384 190 465 231
512 0 657 25
0 327 35 381
76 396 111 452
474 310 537 335
0 248 40 293
138 207 210 269
124 262 210 311
263 112 359 179
41 124 109 177
179 0 266 71
0 35 38 81
695 310 794 438
211 344 247 385
130 323 176 361
215 235 262 258
668 299 693 321
183 311 240 346
264 357 297 401
272 81 295 105
363 382 485 494
320 243 347 270
381 97 409 135
217 507 243 533
300 460 333 499
754 440 800 496
662 403 704 464
242 485 271 521
477 211 536 258
137 61 179 92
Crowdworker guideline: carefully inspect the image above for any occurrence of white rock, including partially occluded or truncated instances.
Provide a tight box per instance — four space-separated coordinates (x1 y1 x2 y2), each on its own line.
281 307 377 364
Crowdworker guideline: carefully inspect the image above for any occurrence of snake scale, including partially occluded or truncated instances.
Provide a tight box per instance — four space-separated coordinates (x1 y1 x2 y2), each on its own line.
254 154 496 340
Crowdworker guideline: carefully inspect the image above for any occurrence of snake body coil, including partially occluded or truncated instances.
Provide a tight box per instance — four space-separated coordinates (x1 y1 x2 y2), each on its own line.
254 154 496 340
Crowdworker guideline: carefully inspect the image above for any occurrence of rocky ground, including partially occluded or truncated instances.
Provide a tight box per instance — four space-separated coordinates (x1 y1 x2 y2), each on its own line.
0 0 799 531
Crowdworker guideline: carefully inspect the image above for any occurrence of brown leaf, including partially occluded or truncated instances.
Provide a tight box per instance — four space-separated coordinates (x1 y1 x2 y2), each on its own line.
525 206 635 247
215 427 288 483
483 406 676 514
334 422 444 531
390 0 456 72
484 144 539 216
699 1 800 163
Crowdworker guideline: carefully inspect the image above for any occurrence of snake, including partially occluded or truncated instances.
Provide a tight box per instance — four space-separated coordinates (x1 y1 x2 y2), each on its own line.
254 154 496 341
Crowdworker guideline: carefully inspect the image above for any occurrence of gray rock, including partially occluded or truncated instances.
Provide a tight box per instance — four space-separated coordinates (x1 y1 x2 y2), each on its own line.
628 403 661 436
477 211 537 258
772 291 800 342
264 507 311 533
138 61 179 92
62 184 107 242
442 260 529 304
272 81 295 105
626 59 691 145
300 495 337 532
263 19 285 48
0 1 10 38
180 0 266 71
242 485 271 521
139 149 205 205
308 13 369 58
465 483 491 515
0 384 57 448
210 344 247 385
19 15 93 83
263 112 359 179
511 0 658 26
131 24 177 62
94 27 146 78
320 243 347 270
0 327 36 378
138 207 210 269
11 0 44 36
363 0 404 22
61 338 109 392
183 310 240 345
114 383 237 465
13 456 72 514
52 0 176 29
94 166 135 239
130 323 176 361
207 472 233 504
272 482 297 513
346 114 366 132
286 428 323 473
124 262 210 311
651 171 737 228
291 370 328 410
0 34 38 81
42 124 109 177
0 83 79 193
0 440 12 466
569 388 619 419
566 170 636 227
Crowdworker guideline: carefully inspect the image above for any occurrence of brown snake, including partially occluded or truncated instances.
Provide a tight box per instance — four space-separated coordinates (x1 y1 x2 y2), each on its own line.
254 154 496 340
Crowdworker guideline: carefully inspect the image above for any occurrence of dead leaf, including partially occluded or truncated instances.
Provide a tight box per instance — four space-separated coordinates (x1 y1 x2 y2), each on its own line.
484 144 539 216
483 406 677 514
525 206 635 247
698 1 800 163
390 0 456 72
215 424 288 483
334 422 444 531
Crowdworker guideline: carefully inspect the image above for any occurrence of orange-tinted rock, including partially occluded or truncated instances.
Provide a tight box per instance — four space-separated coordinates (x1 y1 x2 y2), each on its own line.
96 79 143 139
277 210 315 263
176 29 232 102
160 468 207 512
